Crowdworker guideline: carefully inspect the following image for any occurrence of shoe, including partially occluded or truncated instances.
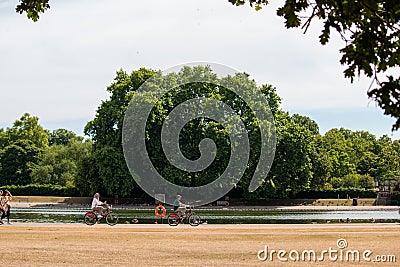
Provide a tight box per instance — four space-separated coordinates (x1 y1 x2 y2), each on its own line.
7 222 12 225
97 215 103 219
0 220 3 225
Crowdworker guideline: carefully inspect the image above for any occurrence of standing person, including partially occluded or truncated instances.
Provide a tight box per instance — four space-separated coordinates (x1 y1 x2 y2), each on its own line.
0 190 4 225
1 190 13 224
173 195 187 216
91 193 107 219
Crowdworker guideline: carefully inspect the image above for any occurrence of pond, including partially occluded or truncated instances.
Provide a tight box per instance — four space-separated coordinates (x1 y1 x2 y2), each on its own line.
8 207 400 224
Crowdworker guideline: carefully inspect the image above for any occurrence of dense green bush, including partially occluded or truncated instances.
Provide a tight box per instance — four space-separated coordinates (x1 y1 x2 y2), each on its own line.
295 188 377 199
0 184 79 196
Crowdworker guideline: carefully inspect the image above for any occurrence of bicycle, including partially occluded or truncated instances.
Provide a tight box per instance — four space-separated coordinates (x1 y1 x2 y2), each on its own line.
167 206 201 226
84 204 119 226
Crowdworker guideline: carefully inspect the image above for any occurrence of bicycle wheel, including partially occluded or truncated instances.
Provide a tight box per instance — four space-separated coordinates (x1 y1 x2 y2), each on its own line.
84 212 97 226
188 214 201 226
167 213 180 226
106 212 119 226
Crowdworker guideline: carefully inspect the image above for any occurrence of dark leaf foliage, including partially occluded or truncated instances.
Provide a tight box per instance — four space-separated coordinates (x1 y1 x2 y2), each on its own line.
16 0 50 22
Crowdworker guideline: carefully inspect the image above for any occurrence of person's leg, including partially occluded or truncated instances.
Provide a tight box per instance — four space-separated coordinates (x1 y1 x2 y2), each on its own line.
6 205 10 223
175 207 182 215
102 205 108 215
93 207 103 217
176 206 186 217
0 209 5 223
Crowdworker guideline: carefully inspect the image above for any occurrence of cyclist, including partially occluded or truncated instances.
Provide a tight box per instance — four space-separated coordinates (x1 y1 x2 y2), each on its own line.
91 193 107 219
173 195 187 217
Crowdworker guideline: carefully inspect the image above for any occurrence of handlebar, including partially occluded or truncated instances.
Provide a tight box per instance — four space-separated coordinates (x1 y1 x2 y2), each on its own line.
103 203 112 210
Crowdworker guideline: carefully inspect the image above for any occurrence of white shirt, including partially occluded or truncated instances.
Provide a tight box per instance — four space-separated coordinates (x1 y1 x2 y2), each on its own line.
91 198 103 209
4 195 11 205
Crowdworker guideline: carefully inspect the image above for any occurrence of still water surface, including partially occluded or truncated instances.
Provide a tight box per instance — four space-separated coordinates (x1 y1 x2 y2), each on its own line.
9 207 400 224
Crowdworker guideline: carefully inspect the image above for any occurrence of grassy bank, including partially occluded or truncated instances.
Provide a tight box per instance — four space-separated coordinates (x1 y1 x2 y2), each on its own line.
12 196 91 204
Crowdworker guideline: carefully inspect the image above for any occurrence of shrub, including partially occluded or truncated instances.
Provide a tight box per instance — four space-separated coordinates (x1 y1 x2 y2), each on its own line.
295 188 377 199
0 184 79 196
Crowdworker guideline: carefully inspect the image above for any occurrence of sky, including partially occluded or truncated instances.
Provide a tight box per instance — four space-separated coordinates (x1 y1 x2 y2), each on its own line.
0 0 399 139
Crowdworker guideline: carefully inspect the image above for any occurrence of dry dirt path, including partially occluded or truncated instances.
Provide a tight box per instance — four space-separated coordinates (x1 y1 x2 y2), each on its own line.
0 223 399 266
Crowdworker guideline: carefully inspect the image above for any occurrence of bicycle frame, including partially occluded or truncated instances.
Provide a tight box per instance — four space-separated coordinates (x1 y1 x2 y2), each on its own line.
180 207 194 220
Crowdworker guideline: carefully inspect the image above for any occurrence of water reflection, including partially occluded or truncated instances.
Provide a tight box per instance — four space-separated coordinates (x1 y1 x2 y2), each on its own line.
9 207 400 224
206 210 400 220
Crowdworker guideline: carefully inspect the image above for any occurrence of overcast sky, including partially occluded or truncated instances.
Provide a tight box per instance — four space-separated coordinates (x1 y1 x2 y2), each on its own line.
0 0 399 139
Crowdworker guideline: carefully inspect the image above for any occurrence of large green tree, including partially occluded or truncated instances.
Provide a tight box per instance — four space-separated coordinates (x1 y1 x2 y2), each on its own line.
322 128 356 179
2 113 49 149
0 113 48 185
0 139 40 185
83 66 283 198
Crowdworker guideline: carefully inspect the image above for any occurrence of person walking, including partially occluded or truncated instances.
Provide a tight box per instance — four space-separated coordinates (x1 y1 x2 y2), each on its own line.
1 190 13 224
0 190 4 225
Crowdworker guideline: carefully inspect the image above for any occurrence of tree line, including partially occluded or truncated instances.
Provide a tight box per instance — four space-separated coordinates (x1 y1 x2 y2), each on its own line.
1 66 399 198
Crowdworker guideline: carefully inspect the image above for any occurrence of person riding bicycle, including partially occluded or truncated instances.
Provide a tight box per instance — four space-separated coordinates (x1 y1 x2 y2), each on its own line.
173 195 187 217
91 193 107 219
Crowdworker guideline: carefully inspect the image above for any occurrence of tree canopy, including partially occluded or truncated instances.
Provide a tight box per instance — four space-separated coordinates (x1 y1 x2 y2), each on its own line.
0 68 399 197
80 66 400 198
0 113 48 185
0 113 89 188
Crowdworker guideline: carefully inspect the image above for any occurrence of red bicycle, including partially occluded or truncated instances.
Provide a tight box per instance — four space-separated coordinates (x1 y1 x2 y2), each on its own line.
84 204 119 226
167 206 201 226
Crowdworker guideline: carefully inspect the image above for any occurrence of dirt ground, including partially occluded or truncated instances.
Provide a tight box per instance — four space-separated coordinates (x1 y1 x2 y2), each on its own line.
0 223 399 266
